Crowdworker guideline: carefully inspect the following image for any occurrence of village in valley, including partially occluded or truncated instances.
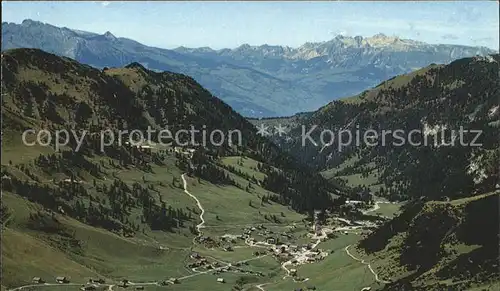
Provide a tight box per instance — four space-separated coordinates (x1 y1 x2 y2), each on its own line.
4 143 397 291
24 201 386 291
15 195 389 291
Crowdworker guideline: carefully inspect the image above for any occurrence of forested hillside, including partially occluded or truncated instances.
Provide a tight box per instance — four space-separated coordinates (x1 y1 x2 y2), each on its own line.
356 192 499 290
272 54 499 201
1 48 341 214
0 48 349 288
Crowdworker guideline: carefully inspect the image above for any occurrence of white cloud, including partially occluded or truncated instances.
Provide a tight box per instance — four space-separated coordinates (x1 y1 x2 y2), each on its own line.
101 1 110 7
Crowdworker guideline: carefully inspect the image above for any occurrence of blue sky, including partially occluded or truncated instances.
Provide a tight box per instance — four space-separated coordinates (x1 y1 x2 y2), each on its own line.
2 1 499 49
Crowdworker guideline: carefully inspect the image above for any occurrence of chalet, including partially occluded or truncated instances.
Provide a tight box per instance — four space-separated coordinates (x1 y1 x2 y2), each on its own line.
265 237 276 244
80 285 97 291
199 236 212 242
62 178 83 184
159 281 169 286
223 246 233 252
136 286 145 290
169 278 179 284
57 206 66 214
56 276 69 283
119 279 129 287
32 277 44 284
216 278 225 283
190 252 201 259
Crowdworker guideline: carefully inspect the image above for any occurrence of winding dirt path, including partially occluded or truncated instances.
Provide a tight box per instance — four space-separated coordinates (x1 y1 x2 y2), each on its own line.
362 202 381 215
181 174 205 235
255 283 270 290
344 244 390 284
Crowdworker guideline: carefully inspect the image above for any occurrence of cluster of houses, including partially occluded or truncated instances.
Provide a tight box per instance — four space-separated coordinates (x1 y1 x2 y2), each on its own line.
122 141 198 158
238 224 294 245
187 252 209 269
187 249 269 282
220 235 238 244
123 141 155 154
172 146 196 158
32 276 69 284
196 235 217 247
159 278 179 285
188 252 227 273
60 178 84 184
303 250 328 263
196 235 238 253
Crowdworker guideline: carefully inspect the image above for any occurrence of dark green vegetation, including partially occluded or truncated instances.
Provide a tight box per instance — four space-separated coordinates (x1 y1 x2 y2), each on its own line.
0 48 341 289
356 192 499 290
2 19 494 117
248 54 500 290
272 55 500 202
2 48 339 213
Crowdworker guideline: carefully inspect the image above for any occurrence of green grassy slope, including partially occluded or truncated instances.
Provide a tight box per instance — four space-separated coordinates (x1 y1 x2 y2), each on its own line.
1 48 337 290
354 192 500 290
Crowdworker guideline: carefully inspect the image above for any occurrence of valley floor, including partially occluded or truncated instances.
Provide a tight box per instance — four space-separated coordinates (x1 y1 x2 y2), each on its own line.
3 149 497 291
2 166 392 291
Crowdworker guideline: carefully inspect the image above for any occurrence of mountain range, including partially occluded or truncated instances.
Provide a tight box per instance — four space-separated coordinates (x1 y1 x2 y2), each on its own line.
253 54 499 202
2 19 495 117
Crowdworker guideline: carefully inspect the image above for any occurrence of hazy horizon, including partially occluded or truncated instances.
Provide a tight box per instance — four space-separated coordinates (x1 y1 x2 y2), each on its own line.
2 1 499 50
